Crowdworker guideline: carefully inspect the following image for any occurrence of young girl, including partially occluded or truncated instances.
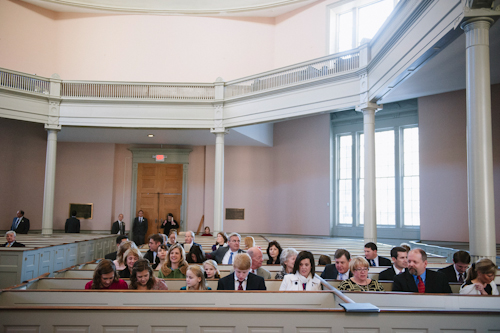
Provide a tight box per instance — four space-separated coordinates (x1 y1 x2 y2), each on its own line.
119 248 141 278
155 244 168 271
203 259 221 279
85 259 128 290
129 259 168 290
181 265 211 290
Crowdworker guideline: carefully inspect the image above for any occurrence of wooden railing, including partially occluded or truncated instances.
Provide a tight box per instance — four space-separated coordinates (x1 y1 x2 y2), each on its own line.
0 69 50 95
225 50 360 98
61 81 215 100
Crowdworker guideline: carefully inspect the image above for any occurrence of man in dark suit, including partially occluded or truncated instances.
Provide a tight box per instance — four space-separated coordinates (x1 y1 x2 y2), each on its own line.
364 242 391 266
379 246 408 281
217 253 266 290
182 230 202 253
111 214 126 235
393 248 452 293
132 210 148 245
208 232 245 264
105 235 128 260
437 250 471 283
11 210 30 234
1 231 26 247
143 234 162 269
321 249 353 280
65 210 80 233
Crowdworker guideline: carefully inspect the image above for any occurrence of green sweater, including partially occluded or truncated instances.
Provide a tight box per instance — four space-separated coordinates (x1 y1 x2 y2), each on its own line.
158 267 186 279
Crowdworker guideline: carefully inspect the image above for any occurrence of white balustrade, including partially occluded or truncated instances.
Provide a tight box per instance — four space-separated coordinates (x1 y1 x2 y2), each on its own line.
0 69 50 95
225 51 360 98
61 82 215 100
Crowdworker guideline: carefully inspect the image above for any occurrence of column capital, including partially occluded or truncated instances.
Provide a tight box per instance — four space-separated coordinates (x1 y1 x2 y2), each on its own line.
355 102 382 113
210 128 229 135
212 103 226 133
44 124 61 131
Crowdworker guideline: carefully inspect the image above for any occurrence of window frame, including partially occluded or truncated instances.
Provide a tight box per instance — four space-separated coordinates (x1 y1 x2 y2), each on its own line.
330 100 419 239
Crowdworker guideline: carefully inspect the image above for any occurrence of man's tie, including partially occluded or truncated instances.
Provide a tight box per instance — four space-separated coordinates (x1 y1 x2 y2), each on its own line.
228 252 234 265
7 243 12 247
458 273 464 283
238 281 243 290
370 259 375 266
417 275 425 293
15 218 21 229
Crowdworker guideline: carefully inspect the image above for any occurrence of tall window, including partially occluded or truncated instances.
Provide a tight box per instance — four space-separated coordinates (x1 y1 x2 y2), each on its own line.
331 100 419 238
329 0 398 54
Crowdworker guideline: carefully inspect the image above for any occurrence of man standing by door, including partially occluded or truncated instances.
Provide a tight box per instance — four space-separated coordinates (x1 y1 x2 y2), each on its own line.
132 210 148 245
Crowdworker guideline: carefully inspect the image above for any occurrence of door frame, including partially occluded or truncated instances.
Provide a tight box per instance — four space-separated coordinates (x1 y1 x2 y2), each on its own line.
129 148 192 235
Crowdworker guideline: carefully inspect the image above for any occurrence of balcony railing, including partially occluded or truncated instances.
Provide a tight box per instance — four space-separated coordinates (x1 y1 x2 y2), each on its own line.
0 69 50 95
225 50 360 99
61 82 215 100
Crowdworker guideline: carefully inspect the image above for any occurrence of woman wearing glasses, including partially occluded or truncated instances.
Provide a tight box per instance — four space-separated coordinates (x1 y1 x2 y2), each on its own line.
338 256 384 291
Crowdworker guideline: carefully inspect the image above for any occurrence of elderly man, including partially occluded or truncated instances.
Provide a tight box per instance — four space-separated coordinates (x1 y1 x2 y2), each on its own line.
217 253 266 290
11 210 30 234
393 248 451 293
208 232 245 264
182 230 201 253
438 250 471 283
1 231 25 247
364 242 391 266
321 249 352 280
379 246 408 281
144 234 163 269
111 214 126 235
247 247 271 279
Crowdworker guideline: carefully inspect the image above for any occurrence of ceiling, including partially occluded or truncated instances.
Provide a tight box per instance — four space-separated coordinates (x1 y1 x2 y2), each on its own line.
21 0 319 16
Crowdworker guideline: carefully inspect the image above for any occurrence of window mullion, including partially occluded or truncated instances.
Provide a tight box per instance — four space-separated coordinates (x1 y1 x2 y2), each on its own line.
395 126 402 228
352 132 357 228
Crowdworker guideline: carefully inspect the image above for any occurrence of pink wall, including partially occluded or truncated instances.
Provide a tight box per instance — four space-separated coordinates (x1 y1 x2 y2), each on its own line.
0 118 46 230
186 146 206 231
54 142 116 231
0 1 57 77
419 84 500 243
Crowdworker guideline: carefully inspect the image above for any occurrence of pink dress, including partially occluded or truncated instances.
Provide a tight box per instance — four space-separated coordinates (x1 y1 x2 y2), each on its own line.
85 279 128 289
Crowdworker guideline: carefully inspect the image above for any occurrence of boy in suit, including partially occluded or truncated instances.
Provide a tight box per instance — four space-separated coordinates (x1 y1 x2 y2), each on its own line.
217 253 266 290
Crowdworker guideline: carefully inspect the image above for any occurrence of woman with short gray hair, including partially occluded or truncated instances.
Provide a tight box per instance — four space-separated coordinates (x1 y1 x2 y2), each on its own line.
275 248 298 279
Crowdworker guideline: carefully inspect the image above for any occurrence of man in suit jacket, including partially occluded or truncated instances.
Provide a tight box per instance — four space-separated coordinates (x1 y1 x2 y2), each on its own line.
111 214 126 235
1 231 26 247
65 210 80 233
321 249 353 280
182 231 202 253
248 247 271 279
364 242 391 266
143 234 162 269
393 249 451 293
208 232 245 264
379 246 408 281
11 210 30 234
217 253 266 290
437 250 471 283
104 235 128 260
132 210 148 245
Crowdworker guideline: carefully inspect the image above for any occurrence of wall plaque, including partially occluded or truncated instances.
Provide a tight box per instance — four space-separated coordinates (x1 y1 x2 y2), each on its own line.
69 203 93 219
226 208 244 220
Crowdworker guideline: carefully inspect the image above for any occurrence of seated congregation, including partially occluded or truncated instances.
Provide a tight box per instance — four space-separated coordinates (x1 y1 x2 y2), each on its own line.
82 230 498 295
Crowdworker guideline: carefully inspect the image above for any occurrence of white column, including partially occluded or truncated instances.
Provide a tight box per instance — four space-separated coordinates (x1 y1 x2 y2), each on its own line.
362 107 377 243
42 127 60 236
461 18 496 262
212 130 227 233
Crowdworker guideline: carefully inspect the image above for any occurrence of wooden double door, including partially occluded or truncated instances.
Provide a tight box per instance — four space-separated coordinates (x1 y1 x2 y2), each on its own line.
136 163 183 243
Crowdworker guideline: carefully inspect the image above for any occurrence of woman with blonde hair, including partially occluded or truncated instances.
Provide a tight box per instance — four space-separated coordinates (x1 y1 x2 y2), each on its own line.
243 236 255 250
181 265 211 290
203 259 221 279
460 258 498 295
119 247 142 278
158 243 189 278
113 240 138 271
338 256 384 291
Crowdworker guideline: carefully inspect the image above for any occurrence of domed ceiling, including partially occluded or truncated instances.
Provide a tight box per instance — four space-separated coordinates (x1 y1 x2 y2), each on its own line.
21 0 320 16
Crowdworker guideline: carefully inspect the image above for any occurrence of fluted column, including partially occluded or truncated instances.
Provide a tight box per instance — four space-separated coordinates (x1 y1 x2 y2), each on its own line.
42 127 60 235
461 18 496 262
